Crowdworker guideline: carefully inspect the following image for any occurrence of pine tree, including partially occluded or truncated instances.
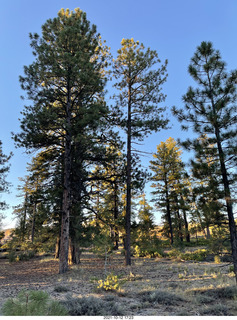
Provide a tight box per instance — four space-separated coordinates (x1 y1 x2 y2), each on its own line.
113 38 168 265
13 8 109 273
191 134 226 238
150 138 188 244
172 41 237 281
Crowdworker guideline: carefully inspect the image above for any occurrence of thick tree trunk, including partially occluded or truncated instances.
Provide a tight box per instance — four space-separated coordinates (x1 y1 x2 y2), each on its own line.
59 87 72 274
125 81 132 266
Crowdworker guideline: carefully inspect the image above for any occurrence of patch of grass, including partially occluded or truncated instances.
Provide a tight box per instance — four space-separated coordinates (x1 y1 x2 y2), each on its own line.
140 289 185 305
61 295 124 316
198 303 230 316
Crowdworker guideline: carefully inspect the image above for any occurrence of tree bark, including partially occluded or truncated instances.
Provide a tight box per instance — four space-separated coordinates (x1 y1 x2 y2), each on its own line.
125 78 132 266
164 178 173 244
215 127 237 282
59 85 72 274
31 202 36 243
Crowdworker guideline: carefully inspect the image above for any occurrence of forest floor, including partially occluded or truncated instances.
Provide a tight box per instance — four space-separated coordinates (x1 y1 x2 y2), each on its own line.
0 251 237 316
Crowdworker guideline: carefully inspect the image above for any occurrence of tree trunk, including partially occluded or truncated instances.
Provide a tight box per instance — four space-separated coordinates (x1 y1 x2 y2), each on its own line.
180 194 190 242
113 183 119 250
68 238 81 264
215 127 237 283
31 202 36 243
59 86 72 274
206 225 211 239
125 79 132 266
55 236 60 259
164 179 173 244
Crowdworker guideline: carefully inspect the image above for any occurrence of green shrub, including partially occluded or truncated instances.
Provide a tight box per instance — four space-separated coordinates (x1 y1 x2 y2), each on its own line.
229 265 234 273
140 290 184 305
134 244 165 258
180 249 208 261
1 290 68 316
61 295 124 316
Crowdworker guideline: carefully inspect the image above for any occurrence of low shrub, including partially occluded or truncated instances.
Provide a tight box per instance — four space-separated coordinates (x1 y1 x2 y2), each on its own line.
199 304 230 316
180 249 208 261
134 245 165 258
196 294 216 304
140 289 184 305
97 273 120 292
61 295 124 316
54 285 70 293
1 290 68 316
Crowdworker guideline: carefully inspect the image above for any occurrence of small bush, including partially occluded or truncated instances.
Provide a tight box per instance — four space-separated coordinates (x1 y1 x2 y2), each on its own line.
54 285 70 293
97 273 120 291
61 295 124 316
1 290 68 316
199 304 230 316
140 289 184 305
181 249 208 261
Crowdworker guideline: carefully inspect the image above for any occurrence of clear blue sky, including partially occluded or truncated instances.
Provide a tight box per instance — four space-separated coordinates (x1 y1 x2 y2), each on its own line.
1 0 237 228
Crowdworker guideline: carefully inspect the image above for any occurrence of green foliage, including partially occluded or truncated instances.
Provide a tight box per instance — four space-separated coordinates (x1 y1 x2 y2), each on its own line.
167 248 208 261
179 249 208 261
1 290 68 316
97 273 120 291
208 226 231 255
61 295 124 316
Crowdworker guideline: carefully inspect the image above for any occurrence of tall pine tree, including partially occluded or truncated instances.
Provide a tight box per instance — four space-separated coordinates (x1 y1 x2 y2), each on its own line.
113 38 168 265
172 41 237 281
13 8 109 273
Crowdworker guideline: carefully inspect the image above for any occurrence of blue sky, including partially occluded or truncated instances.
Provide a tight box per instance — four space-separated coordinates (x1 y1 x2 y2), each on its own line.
1 0 237 228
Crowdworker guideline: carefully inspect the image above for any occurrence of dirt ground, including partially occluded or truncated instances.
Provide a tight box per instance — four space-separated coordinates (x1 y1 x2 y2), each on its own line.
0 252 237 316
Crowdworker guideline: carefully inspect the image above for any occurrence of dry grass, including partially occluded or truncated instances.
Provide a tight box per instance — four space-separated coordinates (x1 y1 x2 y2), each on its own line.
0 251 237 316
